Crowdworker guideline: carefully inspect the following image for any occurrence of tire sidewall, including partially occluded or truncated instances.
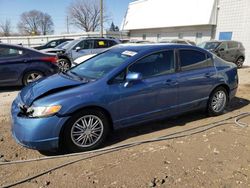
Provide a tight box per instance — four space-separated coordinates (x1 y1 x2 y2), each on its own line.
208 87 228 116
62 109 110 152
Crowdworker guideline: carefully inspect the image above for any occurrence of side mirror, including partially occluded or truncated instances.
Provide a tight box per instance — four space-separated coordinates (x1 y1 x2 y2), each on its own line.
75 47 81 52
124 72 142 87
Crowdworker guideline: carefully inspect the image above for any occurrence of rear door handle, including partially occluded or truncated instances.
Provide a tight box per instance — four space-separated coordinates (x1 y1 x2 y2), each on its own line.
164 79 178 86
205 73 213 78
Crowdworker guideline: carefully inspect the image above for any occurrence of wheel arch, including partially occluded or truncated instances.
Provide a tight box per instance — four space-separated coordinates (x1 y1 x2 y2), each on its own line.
209 84 230 103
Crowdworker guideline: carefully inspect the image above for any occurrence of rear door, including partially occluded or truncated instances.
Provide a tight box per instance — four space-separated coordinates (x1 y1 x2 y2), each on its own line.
177 49 217 112
0 46 27 85
92 39 109 54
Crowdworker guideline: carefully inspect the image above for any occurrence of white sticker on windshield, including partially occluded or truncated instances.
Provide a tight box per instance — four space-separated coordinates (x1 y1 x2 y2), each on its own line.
122 50 137 57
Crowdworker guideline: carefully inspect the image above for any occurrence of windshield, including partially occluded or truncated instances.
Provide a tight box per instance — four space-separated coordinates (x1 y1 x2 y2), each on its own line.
56 41 69 49
62 39 80 50
198 42 220 50
69 50 133 79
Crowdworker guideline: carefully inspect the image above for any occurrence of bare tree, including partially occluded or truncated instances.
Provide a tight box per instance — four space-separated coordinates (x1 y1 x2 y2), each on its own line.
40 13 54 35
0 19 11 36
68 0 107 32
18 10 54 35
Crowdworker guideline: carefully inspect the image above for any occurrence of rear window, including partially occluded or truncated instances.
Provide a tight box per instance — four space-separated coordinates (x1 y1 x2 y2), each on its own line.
179 49 212 71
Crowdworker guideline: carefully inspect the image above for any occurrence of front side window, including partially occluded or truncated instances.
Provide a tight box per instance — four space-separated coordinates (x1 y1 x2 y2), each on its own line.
179 50 210 71
75 40 93 50
0 47 24 58
128 50 175 79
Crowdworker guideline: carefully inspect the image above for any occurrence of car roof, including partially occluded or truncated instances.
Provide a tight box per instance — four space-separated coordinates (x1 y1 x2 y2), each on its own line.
113 43 208 54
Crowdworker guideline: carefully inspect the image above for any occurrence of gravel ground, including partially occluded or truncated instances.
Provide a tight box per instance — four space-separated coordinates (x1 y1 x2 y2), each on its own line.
1 67 250 188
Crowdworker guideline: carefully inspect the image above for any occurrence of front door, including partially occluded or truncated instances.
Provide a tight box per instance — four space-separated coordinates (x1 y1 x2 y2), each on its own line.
109 50 178 126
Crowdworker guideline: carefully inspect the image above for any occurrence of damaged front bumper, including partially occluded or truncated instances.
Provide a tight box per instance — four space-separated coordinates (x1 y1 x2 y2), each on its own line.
11 96 70 151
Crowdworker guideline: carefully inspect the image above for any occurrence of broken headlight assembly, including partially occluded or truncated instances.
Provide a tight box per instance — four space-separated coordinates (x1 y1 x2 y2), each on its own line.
27 105 62 118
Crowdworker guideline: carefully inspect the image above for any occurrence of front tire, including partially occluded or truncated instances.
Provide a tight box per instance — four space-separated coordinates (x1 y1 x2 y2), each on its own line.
62 109 110 152
207 87 228 116
57 58 71 72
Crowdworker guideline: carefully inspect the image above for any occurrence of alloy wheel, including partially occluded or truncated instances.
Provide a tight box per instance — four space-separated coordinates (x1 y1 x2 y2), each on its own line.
211 90 227 113
26 72 43 84
70 115 104 148
57 59 70 72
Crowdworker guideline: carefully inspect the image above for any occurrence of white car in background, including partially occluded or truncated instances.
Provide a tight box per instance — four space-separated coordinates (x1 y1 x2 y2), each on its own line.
72 54 96 67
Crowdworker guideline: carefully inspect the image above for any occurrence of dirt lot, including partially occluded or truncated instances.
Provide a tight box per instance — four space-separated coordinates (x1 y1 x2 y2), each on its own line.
1 67 250 188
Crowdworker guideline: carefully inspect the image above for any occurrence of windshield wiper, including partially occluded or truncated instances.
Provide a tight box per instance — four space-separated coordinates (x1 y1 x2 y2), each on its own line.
69 71 90 82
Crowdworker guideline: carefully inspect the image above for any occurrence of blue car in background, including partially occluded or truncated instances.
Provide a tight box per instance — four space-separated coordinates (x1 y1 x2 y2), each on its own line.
11 44 238 152
0 43 59 86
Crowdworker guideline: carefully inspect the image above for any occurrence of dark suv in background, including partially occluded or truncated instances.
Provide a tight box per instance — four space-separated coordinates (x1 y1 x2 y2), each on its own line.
34 38 73 50
198 40 245 68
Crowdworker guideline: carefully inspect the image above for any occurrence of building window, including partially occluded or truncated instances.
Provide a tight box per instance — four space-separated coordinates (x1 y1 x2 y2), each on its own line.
219 32 233 40
178 33 183 39
142 34 146 40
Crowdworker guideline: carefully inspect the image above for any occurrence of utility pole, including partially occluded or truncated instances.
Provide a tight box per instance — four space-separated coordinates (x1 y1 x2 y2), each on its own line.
100 0 103 37
66 16 69 34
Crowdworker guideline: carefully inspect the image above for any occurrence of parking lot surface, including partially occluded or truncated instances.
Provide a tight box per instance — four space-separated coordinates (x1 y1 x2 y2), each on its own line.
1 68 250 187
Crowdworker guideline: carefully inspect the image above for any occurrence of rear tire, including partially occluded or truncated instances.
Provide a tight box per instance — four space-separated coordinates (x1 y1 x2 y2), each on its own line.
62 109 110 153
23 71 44 86
235 57 244 68
207 87 228 116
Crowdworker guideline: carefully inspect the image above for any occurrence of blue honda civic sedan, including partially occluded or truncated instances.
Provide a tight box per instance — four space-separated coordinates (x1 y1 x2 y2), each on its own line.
11 44 238 152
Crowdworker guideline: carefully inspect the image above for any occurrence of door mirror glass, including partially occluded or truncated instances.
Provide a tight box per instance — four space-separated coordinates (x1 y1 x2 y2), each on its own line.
75 46 81 52
124 72 142 87
126 72 142 81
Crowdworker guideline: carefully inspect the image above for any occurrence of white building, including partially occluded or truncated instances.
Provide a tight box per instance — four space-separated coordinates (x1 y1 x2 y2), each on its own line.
122 0 250 62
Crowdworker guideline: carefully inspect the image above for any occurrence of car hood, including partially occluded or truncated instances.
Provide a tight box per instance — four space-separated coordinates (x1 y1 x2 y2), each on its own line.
20 73 87 106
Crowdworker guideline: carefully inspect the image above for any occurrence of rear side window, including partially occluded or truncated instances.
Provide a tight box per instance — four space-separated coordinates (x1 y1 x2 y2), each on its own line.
179 49 211 71
129 50 175 79
0 47 24 58
94 40 109 48
228 42 238 49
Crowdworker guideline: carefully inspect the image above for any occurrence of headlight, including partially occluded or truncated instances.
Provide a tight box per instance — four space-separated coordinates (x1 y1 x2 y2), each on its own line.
27 105 62 118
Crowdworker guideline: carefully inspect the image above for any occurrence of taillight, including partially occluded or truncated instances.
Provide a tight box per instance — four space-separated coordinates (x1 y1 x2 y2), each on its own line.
41 56 58 64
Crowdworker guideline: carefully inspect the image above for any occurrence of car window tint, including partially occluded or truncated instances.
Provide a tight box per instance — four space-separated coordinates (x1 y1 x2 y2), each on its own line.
94 40 109 48
179 50 209 71
228 42 238 49
129 50 174 79
108 40 117 47
0 47 23 58
48 41 57 47
76 40 93 50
